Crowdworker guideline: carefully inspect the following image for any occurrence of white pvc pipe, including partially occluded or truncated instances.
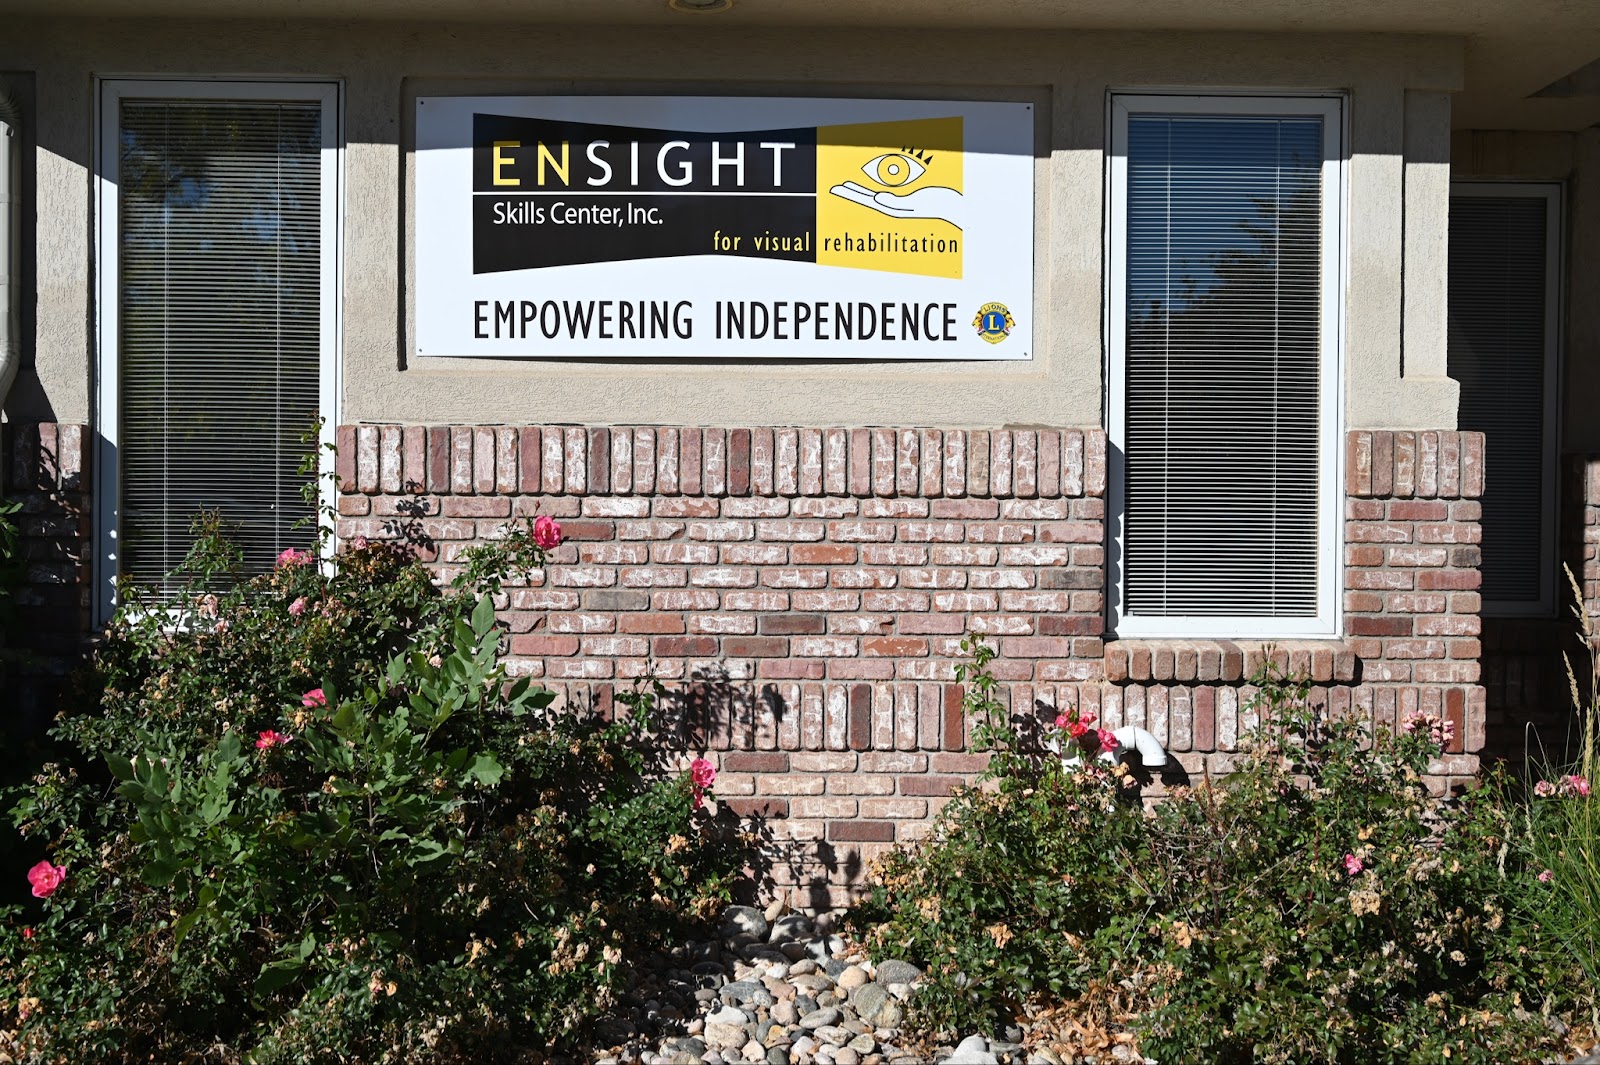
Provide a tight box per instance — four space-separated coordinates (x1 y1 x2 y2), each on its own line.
1061 724 1169 770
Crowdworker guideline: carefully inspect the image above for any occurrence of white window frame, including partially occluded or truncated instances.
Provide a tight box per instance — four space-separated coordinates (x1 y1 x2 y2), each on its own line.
1105 92 1346 639
93 78 343 625
1449 180 1563 618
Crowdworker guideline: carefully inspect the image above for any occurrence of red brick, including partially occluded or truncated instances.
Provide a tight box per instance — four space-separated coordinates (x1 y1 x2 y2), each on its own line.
1345 545 1384 566
1416 569 1481 591
654 636 720 656
899 775 962 796
618 613 685 635
727 428 752 496
863 637 929 656
792 544 858 565
724 637 788 657
828 821 895 842
1390 500 1447 522
1039 615 1102 636
760 614 827 635
1346 616 1412 637
509 635 579 656
943 684 964 750
723 752 790 773
849 684 873 751
1194 687 1216 750
722 798 789 819
757 659 827 680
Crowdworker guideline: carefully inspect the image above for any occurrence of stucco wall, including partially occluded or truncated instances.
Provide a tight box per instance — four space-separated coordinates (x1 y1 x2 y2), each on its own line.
0 18 1463 432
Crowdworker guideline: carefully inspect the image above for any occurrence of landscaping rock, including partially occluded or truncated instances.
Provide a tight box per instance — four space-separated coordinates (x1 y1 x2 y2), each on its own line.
872 959 921 985
768 913 814 944
947 1034 1000 1064
721 905 771 941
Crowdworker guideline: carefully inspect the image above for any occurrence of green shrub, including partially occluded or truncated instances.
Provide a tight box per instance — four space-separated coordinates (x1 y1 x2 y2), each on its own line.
853 636 1581 1064
1516 568 1600 1029
0 519 749 1062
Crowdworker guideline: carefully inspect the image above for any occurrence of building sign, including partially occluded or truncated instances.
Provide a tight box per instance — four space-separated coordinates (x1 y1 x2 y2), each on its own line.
414 96 1034 359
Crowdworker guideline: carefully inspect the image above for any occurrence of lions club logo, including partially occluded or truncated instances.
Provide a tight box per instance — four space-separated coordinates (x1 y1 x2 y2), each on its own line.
973 302 1015 344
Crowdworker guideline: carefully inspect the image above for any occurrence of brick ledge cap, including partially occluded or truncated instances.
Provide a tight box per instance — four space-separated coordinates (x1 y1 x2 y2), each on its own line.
1105 638 1356 686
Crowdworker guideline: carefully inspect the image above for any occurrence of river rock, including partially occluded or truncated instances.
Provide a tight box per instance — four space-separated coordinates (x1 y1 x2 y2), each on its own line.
798 1006 840 1030
769 914 814 945
947 1034 999 1065
836 964 869 990
721 906 770 941
872 960 921 985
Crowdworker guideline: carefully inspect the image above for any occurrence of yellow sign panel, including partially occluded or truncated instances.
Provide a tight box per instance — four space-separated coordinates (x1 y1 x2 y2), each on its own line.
816 116 964 279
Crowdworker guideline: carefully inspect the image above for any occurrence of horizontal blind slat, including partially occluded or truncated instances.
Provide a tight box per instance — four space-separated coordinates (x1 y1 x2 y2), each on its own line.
1123 112 1325 619
118 98 323 595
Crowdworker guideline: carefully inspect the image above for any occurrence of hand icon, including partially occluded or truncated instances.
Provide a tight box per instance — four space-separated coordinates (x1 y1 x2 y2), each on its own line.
828 181 964 231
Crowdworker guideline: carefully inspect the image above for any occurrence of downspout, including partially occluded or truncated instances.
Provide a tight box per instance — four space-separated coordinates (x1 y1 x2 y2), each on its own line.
0 77 20 453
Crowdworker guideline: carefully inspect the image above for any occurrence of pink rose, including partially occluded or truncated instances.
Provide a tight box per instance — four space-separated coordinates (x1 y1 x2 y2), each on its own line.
1343 853 1364 876
1566 775 1591 797
275 547 310 568
1095 728 1120 751
21 927 32 940
301 688 327 709
1068 721 1089 739
256 730 291 750
533 515 563 550
1054 713 1071 730
351 535 369 551
1538 869 1555 883
288 597 309 618
1535 780 1558 798
26 861 66 899
1079 712 1096 727
690 758 716 789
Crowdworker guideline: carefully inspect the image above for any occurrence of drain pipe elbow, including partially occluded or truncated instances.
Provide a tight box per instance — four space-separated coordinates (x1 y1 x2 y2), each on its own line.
1111 725 1169 769
1060 725 1170 772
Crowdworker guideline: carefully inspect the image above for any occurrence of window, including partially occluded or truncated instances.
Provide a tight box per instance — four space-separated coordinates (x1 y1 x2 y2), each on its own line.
1107 95 1343 638
1447 183 1561 616
95 81 340 619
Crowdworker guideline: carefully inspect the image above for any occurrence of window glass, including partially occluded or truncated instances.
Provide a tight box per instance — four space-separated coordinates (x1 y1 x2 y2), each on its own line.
117 99 322 591
1121 112 1325 619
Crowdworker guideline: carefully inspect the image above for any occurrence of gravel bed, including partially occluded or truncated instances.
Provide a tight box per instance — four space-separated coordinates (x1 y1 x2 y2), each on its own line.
591 904 1154 1065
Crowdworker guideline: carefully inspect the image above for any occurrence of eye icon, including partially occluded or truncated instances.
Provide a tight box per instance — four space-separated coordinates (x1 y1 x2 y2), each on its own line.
862 152 927 188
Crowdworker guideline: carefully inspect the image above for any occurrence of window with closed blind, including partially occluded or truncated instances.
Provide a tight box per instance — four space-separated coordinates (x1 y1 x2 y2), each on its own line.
1447 183 1562 616
1107 95 1343 638
95 81 340 618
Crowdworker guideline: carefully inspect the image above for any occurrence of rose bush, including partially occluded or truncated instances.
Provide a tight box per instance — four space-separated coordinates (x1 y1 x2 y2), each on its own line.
0 515 754 1062
852 637 1590 1064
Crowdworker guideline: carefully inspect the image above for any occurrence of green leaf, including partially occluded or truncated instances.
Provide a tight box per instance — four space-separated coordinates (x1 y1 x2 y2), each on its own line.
253 958 305 998
464 753 505 788
141 858 181 887
106 752 135 782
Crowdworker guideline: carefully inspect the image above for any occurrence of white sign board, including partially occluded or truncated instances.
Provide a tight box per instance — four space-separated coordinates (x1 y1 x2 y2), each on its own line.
414 96 1034 359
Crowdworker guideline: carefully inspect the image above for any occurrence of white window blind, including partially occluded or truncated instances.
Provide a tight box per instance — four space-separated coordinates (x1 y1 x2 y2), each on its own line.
1447 185 1560 615
1108 96 1342 637
110 94 328 596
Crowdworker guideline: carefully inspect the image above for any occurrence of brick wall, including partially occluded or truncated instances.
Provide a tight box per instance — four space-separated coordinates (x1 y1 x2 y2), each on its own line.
1 422 91 732
1480 455 1600 765
337 423 1488 905
336 424 1107 907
